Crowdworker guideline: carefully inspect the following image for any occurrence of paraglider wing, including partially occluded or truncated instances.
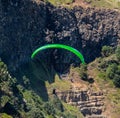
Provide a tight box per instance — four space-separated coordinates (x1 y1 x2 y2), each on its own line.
31 44 85 64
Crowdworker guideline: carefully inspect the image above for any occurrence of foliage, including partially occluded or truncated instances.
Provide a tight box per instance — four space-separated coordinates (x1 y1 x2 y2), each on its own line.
45 0 73 5
115 46 120 61
106 63 118 79
105 62 120 87
51 95 64 112
0 113 13 118
79 64 88 81
27 108 45 118
84 0 120 9
98 47 120 88
98 60 108 69
113 74 120 87
23 76 30 89
101 46 113 57
44 102 56 116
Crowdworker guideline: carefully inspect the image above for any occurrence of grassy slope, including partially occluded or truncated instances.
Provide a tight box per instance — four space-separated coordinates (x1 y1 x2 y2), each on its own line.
19 59 84 117
45 75 84 118
45 0 73 5
44 0 120 10
85 0 120 9
87 54 120 118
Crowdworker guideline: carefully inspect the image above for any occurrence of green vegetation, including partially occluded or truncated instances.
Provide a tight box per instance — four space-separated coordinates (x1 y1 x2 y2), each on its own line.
0 113 13 118
86 45 120 117
84 0 120 9
107 89 120 116
106 63 118 79
46 74 71 92
45 0 73 5
115 46 120 61
98 45 120 87
44 0 120 9
0 59 83 118
79 64 88 81
101 46 113 57
63 102 84 118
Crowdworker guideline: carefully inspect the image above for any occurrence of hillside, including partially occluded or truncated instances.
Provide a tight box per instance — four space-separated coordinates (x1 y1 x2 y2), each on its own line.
45 45 120 118
0 0 120 118
45 0 120 10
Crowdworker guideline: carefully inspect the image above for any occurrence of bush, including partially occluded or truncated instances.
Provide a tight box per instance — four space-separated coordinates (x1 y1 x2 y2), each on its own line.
113 74 120 87
79 64 88 81
106 63 118 79
44 102 56 116
0 113 12 118
98 60 108 69
52 95 64 112
27 108 45 118
101 46 113 57
115 46 120 61
23 76 30 89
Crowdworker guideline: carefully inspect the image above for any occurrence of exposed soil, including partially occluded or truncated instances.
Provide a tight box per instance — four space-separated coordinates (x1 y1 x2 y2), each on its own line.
72 0 90 8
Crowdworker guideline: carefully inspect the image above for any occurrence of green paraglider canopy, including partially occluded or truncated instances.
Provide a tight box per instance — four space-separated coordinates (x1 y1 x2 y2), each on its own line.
31 44 85 64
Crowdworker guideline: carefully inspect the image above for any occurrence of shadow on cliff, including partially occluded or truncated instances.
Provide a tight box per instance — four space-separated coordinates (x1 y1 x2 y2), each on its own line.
16 58 56 101
0 0 55 101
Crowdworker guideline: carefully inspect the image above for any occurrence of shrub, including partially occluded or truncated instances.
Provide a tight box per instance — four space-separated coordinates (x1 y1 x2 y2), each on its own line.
106 63 118 79
52 95 64 112
113 74 120 87
115 46 120 61
27 108 45 118
79 64 88 81
0 113 12 118
101 46 113 57
44 102 56 116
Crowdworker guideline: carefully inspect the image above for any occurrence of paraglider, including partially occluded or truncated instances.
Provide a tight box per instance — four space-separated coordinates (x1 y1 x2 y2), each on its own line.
31 44 85 64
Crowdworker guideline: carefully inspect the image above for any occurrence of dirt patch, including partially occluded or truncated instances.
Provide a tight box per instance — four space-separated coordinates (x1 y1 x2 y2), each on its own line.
72 0 90 8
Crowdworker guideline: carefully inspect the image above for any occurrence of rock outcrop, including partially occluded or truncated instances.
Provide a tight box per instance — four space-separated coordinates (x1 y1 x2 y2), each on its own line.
0 1 120 117
57 86 106 118
0 0 120 73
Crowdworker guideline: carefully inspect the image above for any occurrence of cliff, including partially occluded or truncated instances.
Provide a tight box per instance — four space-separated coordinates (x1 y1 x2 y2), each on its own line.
57 86 105 118
0 1 120 117
0 0 120 73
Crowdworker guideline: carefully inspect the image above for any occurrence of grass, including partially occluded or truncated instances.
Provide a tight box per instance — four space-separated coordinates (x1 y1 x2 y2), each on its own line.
106 89 120 116
0 113 13 118
45 0 73 5
85 0 120 9
46 74 71 93
44 0 120 10
87 53 120 117
62 102 84 118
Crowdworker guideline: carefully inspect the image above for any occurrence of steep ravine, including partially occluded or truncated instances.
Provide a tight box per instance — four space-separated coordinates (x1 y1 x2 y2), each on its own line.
0 0 120 117
0 0 120 73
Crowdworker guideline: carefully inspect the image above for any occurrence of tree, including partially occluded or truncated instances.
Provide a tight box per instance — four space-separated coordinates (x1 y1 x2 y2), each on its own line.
51 95 64 112
113 74 120 87
101 46 113 57
79 64 88 81
115 46 120 61
23 76 30 89
44 102 56 116
106 63 118 79
27 107 45 118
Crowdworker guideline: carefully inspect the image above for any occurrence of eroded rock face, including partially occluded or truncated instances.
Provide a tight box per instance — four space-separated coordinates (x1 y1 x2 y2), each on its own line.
49 6 120 63
57 88 105 117
0 0 120 72
0 0 47 71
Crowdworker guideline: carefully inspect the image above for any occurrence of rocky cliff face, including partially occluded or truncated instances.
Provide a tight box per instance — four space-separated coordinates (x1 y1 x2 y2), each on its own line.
57 87 106 118
0 0 120 73
0 0 47 72
0 1 120 117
